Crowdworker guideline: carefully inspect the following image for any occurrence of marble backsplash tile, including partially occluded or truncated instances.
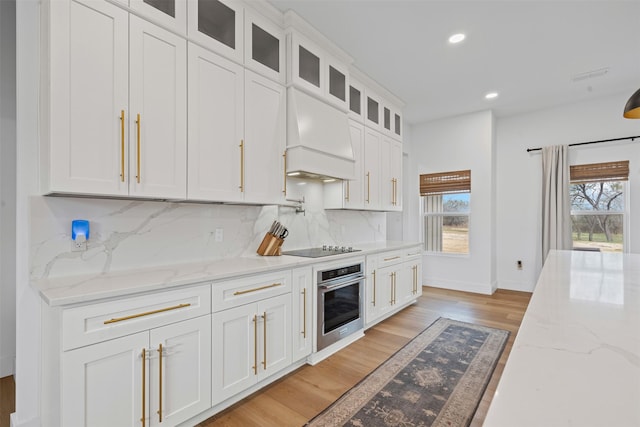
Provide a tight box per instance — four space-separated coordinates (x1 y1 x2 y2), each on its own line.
30 181 386 279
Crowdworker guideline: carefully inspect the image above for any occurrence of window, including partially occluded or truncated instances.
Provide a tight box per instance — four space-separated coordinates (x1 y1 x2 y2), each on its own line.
570 161 628 252
420 170 471 254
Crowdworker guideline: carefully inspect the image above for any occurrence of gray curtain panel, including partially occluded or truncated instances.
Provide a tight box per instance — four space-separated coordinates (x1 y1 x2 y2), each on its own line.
541 144 572 261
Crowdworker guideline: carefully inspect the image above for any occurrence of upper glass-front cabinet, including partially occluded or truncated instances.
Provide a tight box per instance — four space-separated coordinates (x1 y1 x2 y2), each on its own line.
188 0 243 63
366 90 381 129
348 78 365 122
244 10 285 83
325 57 348 110
130 0 187 34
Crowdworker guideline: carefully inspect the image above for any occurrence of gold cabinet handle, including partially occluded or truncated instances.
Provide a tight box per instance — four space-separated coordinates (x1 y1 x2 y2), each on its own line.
383 256 401 262
233 283 282 296
262 312 267 370
366 172 370 203
389 272 396 305
371 270 376 306
120 110 125 182
301 288 307 338
252 315 258 375
135 113 141 184
394 178 398 205
345 180 350 202
157 343 163 423
239 140 245 192
104 303 191 324
282 151 287 195
141 348 146 427
391 178 395 205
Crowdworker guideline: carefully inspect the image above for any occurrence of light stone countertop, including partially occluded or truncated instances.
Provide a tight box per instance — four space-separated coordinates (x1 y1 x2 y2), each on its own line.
34 241 421 307
484 250 640 427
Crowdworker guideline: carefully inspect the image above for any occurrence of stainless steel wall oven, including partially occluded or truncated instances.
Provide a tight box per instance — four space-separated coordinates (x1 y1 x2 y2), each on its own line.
316 261 364 351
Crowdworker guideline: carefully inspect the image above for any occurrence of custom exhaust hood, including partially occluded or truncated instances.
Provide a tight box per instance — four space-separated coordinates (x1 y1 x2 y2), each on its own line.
286 88 355 180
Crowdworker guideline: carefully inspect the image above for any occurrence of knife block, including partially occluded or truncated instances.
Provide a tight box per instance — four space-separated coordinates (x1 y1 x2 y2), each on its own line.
256 232 283 256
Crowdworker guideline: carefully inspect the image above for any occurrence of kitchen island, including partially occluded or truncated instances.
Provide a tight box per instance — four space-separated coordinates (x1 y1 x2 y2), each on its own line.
484 250 640 427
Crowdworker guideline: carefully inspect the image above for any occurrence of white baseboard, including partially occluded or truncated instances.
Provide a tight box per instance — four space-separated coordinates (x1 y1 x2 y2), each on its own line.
496 279 535 292
0 354 15 377
425 277 493 295
10 413 40 427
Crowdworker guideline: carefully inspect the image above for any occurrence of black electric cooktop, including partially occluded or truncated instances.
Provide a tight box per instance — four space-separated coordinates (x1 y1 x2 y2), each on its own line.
281 246 360 258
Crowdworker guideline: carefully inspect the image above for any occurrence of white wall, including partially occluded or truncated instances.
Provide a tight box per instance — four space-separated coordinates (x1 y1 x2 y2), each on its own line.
412 110 496 294
0 0 17 378
496 92 640 291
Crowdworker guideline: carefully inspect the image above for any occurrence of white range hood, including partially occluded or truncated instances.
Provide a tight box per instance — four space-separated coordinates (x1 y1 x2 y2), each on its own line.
286 88 355 180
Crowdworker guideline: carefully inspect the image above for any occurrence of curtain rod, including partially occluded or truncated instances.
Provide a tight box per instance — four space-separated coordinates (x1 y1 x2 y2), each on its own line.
526 135 640 153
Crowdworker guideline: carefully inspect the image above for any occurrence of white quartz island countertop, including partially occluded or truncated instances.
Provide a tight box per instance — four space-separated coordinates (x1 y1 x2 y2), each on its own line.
33 241 419 306
484 250 640 427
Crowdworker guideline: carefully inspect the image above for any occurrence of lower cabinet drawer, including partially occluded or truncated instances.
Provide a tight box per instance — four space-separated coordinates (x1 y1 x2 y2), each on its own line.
211 270 292 312
62 284 211 351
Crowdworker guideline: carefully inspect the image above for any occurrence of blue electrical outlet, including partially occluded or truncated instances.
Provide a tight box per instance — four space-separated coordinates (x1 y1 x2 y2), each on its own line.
71 219 90 251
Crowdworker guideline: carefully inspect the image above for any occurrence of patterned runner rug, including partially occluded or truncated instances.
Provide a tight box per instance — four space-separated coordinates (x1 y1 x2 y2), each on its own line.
306 318 509 427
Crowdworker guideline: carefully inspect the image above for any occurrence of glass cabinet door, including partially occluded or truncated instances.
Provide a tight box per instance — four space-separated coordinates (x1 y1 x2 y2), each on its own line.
329 66 346 102
244 11 285 83
383 107 391 132
130 0 187 34
348 79 365 122
394 112 402 139
367 95 380 127
188 0 244 63
299 45 320 88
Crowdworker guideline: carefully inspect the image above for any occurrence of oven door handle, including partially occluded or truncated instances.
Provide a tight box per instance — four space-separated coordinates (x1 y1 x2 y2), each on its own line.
320 278 363 292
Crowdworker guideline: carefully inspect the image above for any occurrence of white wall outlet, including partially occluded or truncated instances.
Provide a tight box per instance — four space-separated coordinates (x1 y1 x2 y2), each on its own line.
517 260 523 270
71 235 87 252
214 228 224 242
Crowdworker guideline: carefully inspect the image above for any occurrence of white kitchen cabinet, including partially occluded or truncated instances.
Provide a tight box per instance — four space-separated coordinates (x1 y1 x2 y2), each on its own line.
187 43 244 202
324 120 365 210
130 0 187 35
43 0 186 199
288 30 349 110
244 70 287 203
187 49 285 204
292 267 313 362
188 0 244 64
62 332 147 427
212 293 292 404
58 284 212 427
363 127 382 210
44 0 129 196
244 9 285 84
62 315 211 427
380 137 402 211
365 246 422 328
129 15 187 199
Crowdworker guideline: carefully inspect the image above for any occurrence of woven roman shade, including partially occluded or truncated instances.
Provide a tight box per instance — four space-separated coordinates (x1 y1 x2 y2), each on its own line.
570 160 629 183
420 169 471 196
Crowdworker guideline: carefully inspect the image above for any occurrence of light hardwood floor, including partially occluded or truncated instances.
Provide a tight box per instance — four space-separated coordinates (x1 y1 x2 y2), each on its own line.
0 375 14 427
198 286 531 427
0 286 530 427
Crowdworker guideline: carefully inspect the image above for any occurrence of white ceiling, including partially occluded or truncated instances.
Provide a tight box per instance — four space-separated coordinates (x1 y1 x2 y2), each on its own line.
268 0 640 124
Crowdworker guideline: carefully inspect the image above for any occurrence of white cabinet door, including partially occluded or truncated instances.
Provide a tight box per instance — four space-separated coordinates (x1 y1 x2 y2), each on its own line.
130 0 187 35
289 32 324 98
365 256 384 326
187 43 244 202
62 332 148 427
47 0 129 196
187 0 244 63
244 70 286 204
345 121 365 209
257 293 292 380
129 16 187 199
292 267 313 362
380 137 402 211
363 127 381 210
149 316 212 427
212 303 256 404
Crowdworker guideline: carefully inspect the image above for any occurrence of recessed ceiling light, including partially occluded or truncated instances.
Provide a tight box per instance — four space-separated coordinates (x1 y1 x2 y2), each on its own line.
448 33 466 44
485 92 499 100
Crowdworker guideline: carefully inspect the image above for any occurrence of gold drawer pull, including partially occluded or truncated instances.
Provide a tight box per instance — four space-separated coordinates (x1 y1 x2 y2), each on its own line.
383 256 401 262
233 283 282 296
104 303 191 325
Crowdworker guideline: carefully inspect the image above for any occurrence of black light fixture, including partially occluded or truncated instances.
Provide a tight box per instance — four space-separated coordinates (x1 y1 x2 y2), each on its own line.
623 88 640 118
